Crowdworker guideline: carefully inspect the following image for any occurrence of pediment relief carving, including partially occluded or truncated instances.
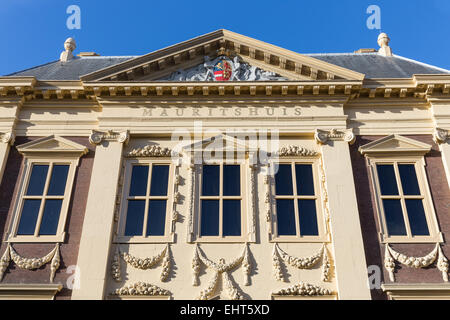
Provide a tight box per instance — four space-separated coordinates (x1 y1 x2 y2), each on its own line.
16 135 88 158
359 134 432 156
81 30 364 82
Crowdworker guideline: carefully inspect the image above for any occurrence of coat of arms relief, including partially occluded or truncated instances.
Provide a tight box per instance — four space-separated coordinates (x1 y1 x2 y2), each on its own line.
160 55 287 81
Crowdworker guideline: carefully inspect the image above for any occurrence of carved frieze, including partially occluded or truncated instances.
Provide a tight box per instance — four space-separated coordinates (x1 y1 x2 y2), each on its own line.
126 145 176 157
314 128 355 145
276 145 318 157
89 129 129 145
112 282 171 296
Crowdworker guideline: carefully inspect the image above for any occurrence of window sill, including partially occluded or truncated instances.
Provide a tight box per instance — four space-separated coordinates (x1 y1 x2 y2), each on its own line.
113 234 174 244
6 233 65 243
269 234 330 243
192 236 252 244
380 232 444 244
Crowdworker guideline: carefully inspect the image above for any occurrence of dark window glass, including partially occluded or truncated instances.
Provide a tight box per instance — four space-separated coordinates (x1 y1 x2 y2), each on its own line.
150 165 169 196
398 164 421 196
223 165 240 196
47 165 69 196
383 199 407 236
276 199 296 235
124 200 145 236
223 200 241 236
17 200 41 235
377 165 399 196
275 164 293 195
26 165 49 196
146 200 167 236
295 164 315 196
200 200 219 236
298 200 319 236
129 166 148 196
202 165 220 196
405 200 430 236
39 200 62 235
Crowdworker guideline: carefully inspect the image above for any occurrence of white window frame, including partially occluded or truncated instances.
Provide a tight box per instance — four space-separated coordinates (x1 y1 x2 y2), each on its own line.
368 156 442 243
268 157 328 243
195 160 247 243
7 135 87 243
115 159 175 244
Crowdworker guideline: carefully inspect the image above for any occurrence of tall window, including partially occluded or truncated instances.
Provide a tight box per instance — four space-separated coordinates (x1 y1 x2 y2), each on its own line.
375 162 430 237
199 164 242 238
17 163 70 236
122 163 171 240
271 161 325 241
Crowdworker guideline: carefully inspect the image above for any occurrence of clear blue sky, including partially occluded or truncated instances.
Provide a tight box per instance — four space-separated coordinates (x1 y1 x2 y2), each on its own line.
1 0 449 76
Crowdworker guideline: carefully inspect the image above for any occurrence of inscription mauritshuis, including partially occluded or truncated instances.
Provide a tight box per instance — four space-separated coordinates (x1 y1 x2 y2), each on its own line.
142 106 302 118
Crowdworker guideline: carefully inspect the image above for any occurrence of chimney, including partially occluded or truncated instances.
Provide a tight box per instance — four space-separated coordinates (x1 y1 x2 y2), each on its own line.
60 38 76 62
377 33 393 57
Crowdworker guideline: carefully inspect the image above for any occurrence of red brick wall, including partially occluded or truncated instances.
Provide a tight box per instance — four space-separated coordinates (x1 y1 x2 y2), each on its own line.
350 135 450 300
0 137 94 299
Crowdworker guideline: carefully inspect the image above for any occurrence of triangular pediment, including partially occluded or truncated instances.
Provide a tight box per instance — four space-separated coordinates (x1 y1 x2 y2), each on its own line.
17 135 89 157
81 29 365 82
359 134 432 155
183 134 256 154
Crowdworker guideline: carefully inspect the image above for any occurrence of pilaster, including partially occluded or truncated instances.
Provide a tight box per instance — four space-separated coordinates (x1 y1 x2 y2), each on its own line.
315 129 371 299
72 129 129 300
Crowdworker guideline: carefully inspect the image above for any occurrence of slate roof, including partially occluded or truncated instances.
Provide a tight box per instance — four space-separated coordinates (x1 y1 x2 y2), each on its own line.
5 52 449 80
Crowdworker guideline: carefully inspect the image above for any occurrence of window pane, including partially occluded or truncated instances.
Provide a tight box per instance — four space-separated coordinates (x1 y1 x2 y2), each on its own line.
146 200 167 236
47 165 69 196
399 164 421 196
275 164 293 195
377 165 399 196
405 200 430 236
276 199 296 235
223 200 241 236
129 166 149 196
26 165 49 196
298 200 319 236
223 165 240 196
39 200 62 235
202 165 219 196
17 199 41 235
295 164 315 196
200 200 219 236
124 200 145 236
383 199 407 236
150 165 169 196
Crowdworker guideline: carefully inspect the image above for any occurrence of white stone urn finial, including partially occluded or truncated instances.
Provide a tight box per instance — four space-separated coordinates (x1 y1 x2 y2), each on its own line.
60 37 76 62
377 33 392 57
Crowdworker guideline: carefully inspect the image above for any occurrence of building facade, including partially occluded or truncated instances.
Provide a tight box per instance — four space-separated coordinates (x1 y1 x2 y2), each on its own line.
0 30 449 300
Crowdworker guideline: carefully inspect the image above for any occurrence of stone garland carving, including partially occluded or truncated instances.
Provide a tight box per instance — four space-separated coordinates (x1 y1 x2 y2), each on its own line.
434 128 449 144
314 128 355 145
272 243 332 282
249 164 257 242
161 55 287 82
0 243 61 282
187 163 195 242
112 281 171 297
272 282 333 297
126 145 177 158
319 157 331 237
113 244 172 282
89 129 129 145
192 244 251 300
275 145 318 157
264 173 272 226
384 243 449 282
